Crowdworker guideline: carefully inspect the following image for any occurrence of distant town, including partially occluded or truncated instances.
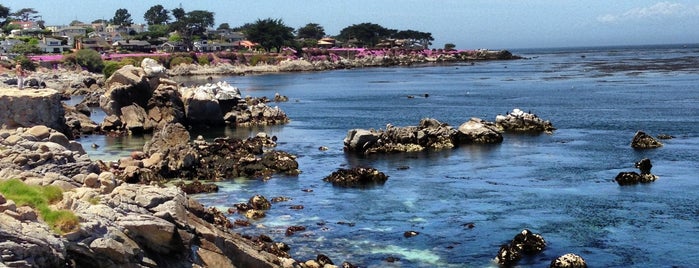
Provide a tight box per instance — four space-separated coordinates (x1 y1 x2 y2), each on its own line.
0 5 441 57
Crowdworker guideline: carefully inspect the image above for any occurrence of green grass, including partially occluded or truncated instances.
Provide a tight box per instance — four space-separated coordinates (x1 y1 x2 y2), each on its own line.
0 179 79 234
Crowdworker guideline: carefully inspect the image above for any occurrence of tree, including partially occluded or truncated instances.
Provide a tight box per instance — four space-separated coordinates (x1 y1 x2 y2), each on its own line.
339 23 395 47
0 5 9 19
112 8 132 27
444 43 456 51
172 7 186 22
393 29 434 48
217 23 230 30
245 18 295 52
92 19 108 24
144 5 170 25
69 20 84 26
297 23 325 40
10 42 41 55
11 8 39 21
186 10 215 36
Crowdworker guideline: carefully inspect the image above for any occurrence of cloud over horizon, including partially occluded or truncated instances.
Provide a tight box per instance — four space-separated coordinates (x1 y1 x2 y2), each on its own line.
597 1 699 23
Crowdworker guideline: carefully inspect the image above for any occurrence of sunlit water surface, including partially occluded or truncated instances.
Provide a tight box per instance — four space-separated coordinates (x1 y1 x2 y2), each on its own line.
80 44 699 267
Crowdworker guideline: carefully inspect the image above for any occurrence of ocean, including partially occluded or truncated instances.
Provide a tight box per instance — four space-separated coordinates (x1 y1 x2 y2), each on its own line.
84 44 699 267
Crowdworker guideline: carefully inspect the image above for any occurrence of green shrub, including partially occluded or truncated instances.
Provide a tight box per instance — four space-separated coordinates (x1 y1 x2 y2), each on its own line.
197 55 210 66
169 56 193 67
0 179 79 234
250 54 268 66
14 55 36 71
102 61 123 78
75 49 104 73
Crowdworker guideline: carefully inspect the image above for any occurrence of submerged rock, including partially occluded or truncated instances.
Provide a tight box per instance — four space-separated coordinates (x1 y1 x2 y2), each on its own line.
631 131 663 149
323 167 389 187
614 158 658 185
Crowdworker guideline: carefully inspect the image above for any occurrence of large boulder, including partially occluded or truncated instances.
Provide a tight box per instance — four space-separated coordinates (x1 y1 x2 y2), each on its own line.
181 81 241 126
99 65 152 116
457 117 503 144
495 108 555 134
0 88 70 136
142 123 197 176
630 131 663 149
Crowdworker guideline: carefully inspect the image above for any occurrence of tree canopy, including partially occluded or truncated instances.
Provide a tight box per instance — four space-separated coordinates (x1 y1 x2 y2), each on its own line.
112 8 132 27
297 23 325 40
244 18 295 52
144 5 170 25
11 8 39 22
0 5 9 20
338 23 396 47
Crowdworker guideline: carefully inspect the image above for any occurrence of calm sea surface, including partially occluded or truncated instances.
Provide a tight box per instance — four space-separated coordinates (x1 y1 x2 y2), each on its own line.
83 44 699 267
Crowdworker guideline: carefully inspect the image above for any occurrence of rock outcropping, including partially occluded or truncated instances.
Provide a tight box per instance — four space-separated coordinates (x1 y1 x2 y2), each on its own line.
614 158 658 185
496 229 547 266
630 131 663 149
323 167 389 187
495 108 555 134
98 59 288 133
550 253 587 268
0 88 70 136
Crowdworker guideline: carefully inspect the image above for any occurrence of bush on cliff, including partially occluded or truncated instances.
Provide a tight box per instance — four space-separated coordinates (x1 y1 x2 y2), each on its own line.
169 56 194 67
102 61 123 78
63 49 105 73
0 179 79 234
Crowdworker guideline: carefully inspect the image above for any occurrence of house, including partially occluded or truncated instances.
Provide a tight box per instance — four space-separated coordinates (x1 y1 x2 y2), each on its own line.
38 38 71 53
112 40 152 52
318 37 337 48
76 37 112 52
159 41 186 53
54 26 87 38
0 39 24 53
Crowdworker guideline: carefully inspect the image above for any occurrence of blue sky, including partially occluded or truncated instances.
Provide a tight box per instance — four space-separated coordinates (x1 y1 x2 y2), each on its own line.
3 0 699 49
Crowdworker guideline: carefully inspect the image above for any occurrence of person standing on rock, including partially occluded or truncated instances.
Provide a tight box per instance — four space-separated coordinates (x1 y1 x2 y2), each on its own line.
15 63 26 89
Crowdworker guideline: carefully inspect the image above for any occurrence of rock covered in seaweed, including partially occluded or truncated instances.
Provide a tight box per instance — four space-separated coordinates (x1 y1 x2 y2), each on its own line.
614 158 658 185
549 253 587 268
495 229 547 266
630 131 663 149
323 167 388 187
495 108 555 134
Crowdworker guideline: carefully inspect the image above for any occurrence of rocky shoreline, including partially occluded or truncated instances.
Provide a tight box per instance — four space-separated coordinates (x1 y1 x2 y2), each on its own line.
0 54 598 267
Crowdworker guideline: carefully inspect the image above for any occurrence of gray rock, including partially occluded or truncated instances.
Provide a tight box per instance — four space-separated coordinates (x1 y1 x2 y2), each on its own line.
457 118 503 144
631 131 663 149
550 253 587 268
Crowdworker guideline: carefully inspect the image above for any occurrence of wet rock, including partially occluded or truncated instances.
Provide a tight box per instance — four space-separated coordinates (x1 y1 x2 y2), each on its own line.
274 92 289 102
550 253 587 268
495 108 555 134
317 254 334 266
615 158 658 185
175 180 219 194
403 231 420 238
245 209 266 219
656 134 674 140
495 229 547 266
323 167 388 187
285 225 306 236
631 131 663 149
249 194 272 210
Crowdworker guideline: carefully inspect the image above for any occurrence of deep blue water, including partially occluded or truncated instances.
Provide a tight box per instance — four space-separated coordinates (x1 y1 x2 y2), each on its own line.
84 44 699 267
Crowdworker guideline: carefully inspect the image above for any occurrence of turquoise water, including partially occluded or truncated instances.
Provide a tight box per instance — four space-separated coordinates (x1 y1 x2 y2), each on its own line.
83 44 699 267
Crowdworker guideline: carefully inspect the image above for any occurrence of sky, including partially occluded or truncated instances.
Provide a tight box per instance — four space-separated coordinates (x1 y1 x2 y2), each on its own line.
2 0 699 49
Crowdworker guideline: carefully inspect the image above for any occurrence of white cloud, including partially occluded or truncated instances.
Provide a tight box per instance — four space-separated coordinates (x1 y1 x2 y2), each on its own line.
597 2 699 23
